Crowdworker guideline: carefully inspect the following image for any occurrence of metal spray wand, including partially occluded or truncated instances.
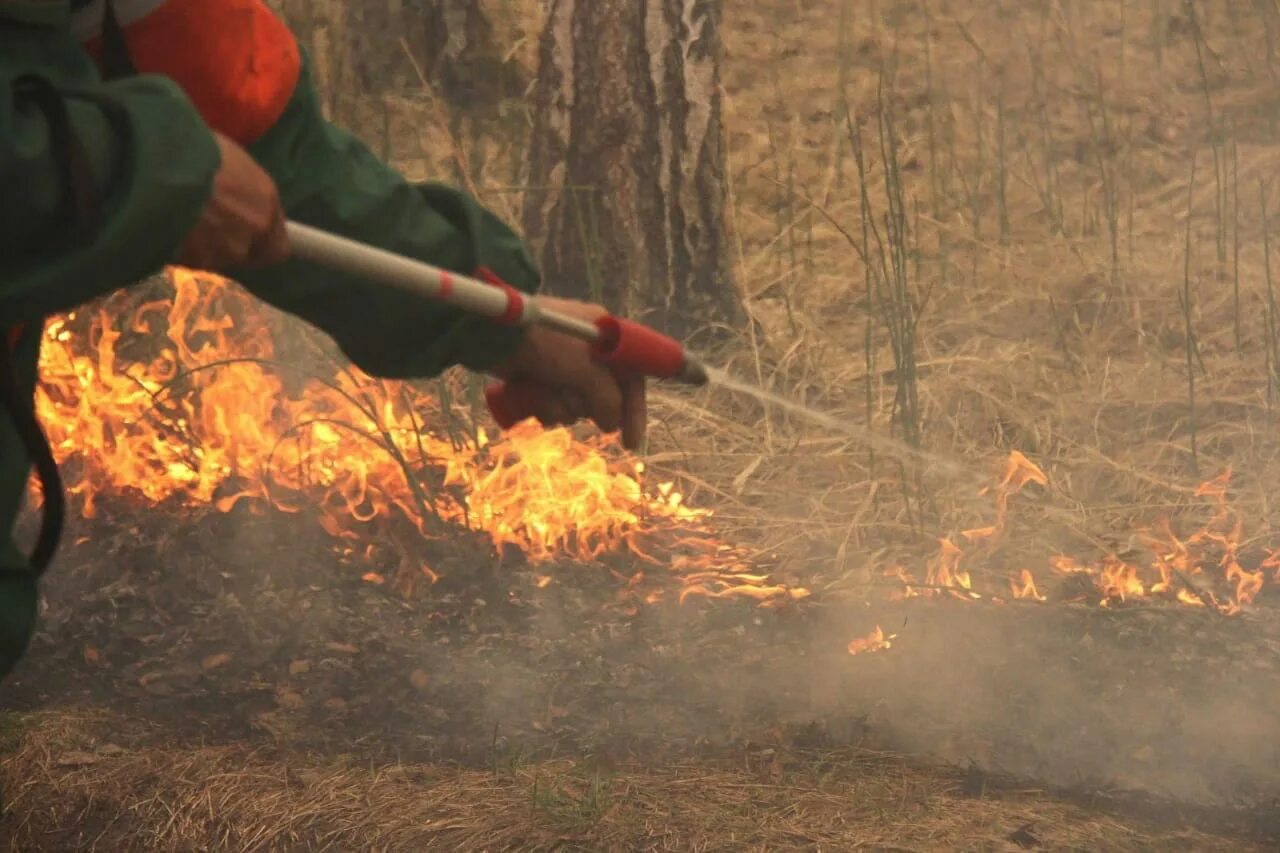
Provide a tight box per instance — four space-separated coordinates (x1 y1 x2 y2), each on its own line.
285 222 709 427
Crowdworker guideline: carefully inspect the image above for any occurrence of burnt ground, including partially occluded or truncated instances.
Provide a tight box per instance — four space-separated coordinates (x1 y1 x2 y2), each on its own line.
1 502 1278 849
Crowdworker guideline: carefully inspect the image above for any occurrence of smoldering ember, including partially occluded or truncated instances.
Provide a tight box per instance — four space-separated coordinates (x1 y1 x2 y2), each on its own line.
3 2 1280 850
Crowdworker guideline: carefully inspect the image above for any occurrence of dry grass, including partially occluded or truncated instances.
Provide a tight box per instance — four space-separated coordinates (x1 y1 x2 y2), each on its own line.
634 1 1280 597
0 710 1255 852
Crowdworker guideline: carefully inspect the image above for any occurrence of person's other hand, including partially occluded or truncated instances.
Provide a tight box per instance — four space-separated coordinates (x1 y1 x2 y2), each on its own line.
175 132 289 270
490 296 647 450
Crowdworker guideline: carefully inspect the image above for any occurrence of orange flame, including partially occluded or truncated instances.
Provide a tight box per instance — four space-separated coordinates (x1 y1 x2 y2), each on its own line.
974 450 1048 542
33 270 804 606
847 625 893 656
1010 569 1045 601
880 456 1270 615
925 537 975 598
1098 555 1146 604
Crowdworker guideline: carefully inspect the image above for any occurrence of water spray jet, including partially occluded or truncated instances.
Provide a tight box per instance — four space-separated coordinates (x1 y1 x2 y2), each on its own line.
285 222 977 481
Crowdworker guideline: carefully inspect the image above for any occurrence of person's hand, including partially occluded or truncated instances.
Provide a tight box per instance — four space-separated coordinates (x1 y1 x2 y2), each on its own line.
490 296 647 450
175 132 289 270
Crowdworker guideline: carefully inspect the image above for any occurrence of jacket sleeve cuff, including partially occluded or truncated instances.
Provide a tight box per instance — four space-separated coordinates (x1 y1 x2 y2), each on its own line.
0 73 217 320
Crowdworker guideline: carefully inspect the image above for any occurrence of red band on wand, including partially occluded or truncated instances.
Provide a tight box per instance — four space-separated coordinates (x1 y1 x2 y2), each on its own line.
475 267 525 325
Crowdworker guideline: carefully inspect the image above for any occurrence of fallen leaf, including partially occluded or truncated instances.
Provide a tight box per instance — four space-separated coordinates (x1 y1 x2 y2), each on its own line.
288 660 311 676
409 669 430 690
82 645 102 666
201 653 232 671
323 697 348 713
325 642 359 655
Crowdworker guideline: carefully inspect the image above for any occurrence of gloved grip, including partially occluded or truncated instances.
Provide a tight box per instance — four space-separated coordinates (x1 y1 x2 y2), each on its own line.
484 315 690 429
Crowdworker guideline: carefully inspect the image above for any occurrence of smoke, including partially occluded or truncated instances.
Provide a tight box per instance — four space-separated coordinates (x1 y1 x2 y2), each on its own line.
407 578 1280 810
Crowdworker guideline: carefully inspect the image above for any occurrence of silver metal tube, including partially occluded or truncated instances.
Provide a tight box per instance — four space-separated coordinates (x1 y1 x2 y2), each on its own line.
287 221 608 343
538 310 601 340
285 222 716 386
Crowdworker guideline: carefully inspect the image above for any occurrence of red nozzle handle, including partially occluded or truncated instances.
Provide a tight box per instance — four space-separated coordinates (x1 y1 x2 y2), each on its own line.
485 315 688 429
589 316 686 378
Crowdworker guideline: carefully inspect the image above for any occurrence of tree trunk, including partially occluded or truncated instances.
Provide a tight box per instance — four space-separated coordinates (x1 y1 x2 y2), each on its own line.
522 0 739 340
267 0 400 124
417 0 528 116
269 1 523 118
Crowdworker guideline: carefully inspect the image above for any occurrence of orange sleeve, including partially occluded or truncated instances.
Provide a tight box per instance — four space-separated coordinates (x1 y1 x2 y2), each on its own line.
78 0 302 146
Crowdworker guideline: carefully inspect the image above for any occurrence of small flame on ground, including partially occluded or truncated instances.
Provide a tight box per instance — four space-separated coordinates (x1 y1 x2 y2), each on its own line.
853 453 1276 653
893 456 1270 614
1010 569 1045 601
848 625 893 656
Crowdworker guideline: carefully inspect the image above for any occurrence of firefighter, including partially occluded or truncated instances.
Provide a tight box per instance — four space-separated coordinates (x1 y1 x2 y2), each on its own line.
0 1 646 678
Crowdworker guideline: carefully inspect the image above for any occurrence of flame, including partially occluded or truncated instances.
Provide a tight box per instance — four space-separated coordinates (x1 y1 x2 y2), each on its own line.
877 455 1271 616
883 564 920 599
1098 555 1146 604
1010 569 1045 601
851 455 1277 653
976 450 1048 539
847 625 893 656
925 537 977 599
33 269 804 606
1049 555 1090 575
1262 550 1280 584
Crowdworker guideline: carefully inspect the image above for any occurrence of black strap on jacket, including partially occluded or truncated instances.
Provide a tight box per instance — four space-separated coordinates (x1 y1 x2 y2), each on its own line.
0 0 134 571
2 3 139 572
3 70 104 573
0 345 65 574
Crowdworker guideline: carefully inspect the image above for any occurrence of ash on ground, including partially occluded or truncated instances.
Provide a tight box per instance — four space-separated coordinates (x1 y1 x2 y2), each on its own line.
5 504 1280 823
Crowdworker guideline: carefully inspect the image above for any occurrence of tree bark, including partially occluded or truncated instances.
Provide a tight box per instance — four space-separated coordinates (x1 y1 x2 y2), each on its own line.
417 0 528 116
269 0 523 118
522 0 739 340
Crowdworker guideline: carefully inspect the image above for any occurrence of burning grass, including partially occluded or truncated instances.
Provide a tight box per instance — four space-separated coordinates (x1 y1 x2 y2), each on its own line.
33 269 807 611
858 453 1279 619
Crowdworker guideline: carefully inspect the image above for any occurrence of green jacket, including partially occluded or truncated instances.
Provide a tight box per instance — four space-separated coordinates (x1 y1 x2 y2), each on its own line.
0 5 539 677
